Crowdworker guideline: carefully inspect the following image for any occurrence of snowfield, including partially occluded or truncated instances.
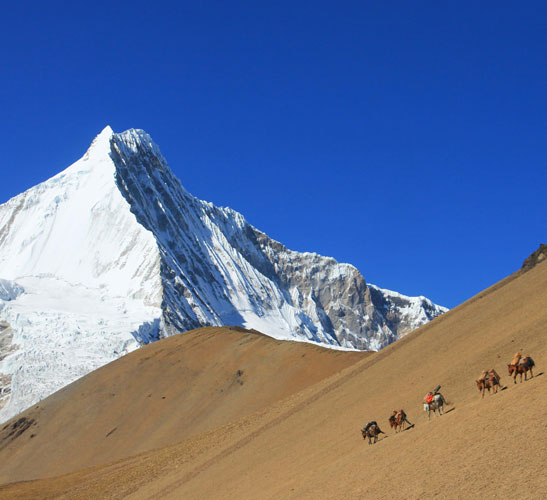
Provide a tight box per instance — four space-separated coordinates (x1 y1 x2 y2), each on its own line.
0 276 161 422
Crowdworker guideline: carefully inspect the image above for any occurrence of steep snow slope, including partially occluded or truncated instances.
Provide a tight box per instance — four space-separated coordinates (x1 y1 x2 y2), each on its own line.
108 128 446 348
0 128 163 422
0 128 161 302
0 127 446 422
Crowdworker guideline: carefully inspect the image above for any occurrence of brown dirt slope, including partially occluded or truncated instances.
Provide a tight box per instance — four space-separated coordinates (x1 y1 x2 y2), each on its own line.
1 260 546 499
0 326 365 483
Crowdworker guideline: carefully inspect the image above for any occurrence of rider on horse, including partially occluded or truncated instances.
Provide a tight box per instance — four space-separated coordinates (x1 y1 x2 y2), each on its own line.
424 385 440 403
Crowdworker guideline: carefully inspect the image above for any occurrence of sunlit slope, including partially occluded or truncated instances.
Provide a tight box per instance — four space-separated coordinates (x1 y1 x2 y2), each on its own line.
0 327 365 483
1 260 546 499
136 259 546 500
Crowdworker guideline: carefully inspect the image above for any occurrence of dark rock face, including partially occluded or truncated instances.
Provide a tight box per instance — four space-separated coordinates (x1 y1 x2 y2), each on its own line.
522 244 547 271
0 416 36 451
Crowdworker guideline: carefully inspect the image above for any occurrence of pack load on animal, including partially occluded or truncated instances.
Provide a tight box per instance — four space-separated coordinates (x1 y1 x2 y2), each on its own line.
511 352 522 366
477 368 501 383
363 420 377 433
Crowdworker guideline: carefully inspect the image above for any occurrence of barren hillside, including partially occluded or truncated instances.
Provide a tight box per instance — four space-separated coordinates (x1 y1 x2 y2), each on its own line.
0 259 546 499
0 327 365 483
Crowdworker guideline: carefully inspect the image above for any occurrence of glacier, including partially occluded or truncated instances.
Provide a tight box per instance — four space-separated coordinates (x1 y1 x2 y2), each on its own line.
0 126 447 422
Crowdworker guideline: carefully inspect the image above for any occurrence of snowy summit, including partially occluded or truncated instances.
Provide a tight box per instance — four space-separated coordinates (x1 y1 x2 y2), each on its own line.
0 127 447 422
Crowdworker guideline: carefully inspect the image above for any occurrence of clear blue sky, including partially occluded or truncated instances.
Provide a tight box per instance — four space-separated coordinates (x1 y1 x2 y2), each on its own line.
1 1 545 308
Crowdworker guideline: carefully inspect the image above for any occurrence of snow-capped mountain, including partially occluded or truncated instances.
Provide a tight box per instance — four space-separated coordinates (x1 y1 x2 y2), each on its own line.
0 127 447 422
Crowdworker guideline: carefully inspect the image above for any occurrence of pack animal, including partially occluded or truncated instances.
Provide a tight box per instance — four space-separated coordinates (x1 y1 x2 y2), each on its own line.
423 393 446 421
508 356 535 383
476 369 502 398
476 377 501 397
388 410 410 432
361 423 384 445
388 412 399 432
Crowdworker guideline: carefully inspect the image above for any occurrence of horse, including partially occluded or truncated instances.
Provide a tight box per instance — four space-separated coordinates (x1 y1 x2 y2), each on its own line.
389 410 410 432
476 377 502 398
476 369 503 397
388 412 402 432
508 356 535 383
424 393 446 421
361 423 384 445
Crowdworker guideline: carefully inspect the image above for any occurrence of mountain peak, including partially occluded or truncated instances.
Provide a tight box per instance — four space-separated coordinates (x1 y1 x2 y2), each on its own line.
83 125 114 161
83 126 161 164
